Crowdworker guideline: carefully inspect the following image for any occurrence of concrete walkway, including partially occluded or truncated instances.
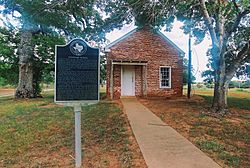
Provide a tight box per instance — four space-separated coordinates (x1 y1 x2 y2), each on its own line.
121 98 221 168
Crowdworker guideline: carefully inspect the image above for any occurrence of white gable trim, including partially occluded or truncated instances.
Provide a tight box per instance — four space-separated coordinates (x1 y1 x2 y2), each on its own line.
156 30 185 56
105 28 185 56
105 28 137 51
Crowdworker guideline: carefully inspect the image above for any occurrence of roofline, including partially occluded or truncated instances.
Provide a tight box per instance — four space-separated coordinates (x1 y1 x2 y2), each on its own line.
105 28 138 50
156 30 185 56
105 27 185 56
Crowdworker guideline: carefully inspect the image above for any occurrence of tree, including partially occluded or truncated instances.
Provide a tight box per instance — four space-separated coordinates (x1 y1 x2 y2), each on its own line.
175 0 250 114
183 58 196 84
31 33 65 96
242 80 250 88
0 26 65 93
101 0 177 28
202 55 249 88
105 0 250 113
0 27 19 86
0 0 108 98
236 63 250 79
100 54 106 86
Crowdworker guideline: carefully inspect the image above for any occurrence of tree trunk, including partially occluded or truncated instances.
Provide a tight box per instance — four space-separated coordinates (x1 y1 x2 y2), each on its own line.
15 30 35 98
212 77 229 114
211 46 229 114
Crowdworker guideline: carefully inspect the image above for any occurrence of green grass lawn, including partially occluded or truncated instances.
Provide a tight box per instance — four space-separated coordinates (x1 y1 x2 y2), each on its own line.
185 88 250 110
200 95 250 110
0 92 143 167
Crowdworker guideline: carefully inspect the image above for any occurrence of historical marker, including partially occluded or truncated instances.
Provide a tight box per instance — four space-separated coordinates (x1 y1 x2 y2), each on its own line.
55 39 99 168
55 38 99 103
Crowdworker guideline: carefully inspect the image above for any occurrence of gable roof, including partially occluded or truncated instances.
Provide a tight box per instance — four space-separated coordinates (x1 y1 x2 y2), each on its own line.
105 28 185 56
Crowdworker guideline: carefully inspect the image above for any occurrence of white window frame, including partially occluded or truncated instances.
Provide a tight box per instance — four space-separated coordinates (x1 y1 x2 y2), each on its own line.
159 66 171 88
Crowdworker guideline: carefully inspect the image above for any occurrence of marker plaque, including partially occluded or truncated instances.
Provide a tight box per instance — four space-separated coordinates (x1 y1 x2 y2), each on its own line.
55 39 99 103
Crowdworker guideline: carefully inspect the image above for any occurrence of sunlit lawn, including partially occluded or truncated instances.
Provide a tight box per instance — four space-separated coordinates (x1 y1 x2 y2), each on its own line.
0 92 139 167
192 88 250 98
190 88 250 110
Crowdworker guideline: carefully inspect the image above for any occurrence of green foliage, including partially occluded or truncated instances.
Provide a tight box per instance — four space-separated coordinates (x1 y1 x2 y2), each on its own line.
0 77 6 86
202 69 214 84
229 80 250 88
183 0 250 83
176 1 250 109
0 26 65 90
205 82 214 88
102 0 176 30
31 33 65 95
196 83 205 89
242 80 250 88
183 58 196 84
32 33 65 93
100 55 106 85
0 0 109 40
229 81 241 88
236 64 250 79
0 27 19 86
0 0 136 95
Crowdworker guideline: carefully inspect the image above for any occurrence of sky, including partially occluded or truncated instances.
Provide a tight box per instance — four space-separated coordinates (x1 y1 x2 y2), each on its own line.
106 21 212 82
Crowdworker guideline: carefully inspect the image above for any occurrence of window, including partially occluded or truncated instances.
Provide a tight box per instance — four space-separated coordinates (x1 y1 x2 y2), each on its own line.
160 66 171 88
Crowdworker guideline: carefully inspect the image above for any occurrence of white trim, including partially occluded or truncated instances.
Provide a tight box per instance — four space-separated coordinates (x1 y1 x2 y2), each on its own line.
112 62 147 66
159 66 171 89
104 28 185 57
156 30 185 56
54 38 100 106
105 29 138 50
54 45 57 103
55 38 99 49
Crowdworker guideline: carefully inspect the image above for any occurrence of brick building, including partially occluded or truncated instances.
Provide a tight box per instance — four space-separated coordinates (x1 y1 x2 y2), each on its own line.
105 26 184 99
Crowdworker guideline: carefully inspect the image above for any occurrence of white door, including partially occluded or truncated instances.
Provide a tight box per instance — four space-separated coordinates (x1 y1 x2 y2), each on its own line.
121 66 135 96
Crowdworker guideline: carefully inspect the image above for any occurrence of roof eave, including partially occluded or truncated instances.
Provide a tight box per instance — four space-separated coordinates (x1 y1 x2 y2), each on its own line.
105 28 185 57
156 30 185 56
105 28 138 50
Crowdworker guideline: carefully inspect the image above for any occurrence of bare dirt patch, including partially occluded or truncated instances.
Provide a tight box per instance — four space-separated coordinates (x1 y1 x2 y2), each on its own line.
0 88 14 95
139 96 250 168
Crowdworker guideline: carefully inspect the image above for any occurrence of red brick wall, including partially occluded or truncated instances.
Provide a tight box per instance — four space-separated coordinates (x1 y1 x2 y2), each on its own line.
106 27 183 99
113 65 121 99
135 66 142 96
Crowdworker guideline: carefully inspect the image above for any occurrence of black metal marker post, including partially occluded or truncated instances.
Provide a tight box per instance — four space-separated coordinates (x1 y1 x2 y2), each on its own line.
54 39 99 167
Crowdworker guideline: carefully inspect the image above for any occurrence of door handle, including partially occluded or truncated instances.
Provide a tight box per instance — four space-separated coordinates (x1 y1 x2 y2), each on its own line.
132 76 134 83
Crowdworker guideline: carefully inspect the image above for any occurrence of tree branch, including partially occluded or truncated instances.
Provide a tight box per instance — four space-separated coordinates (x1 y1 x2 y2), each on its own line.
217 1 225 48
225 40 250 81
232 0 240 13
199 0 219 47
225 9 249 41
